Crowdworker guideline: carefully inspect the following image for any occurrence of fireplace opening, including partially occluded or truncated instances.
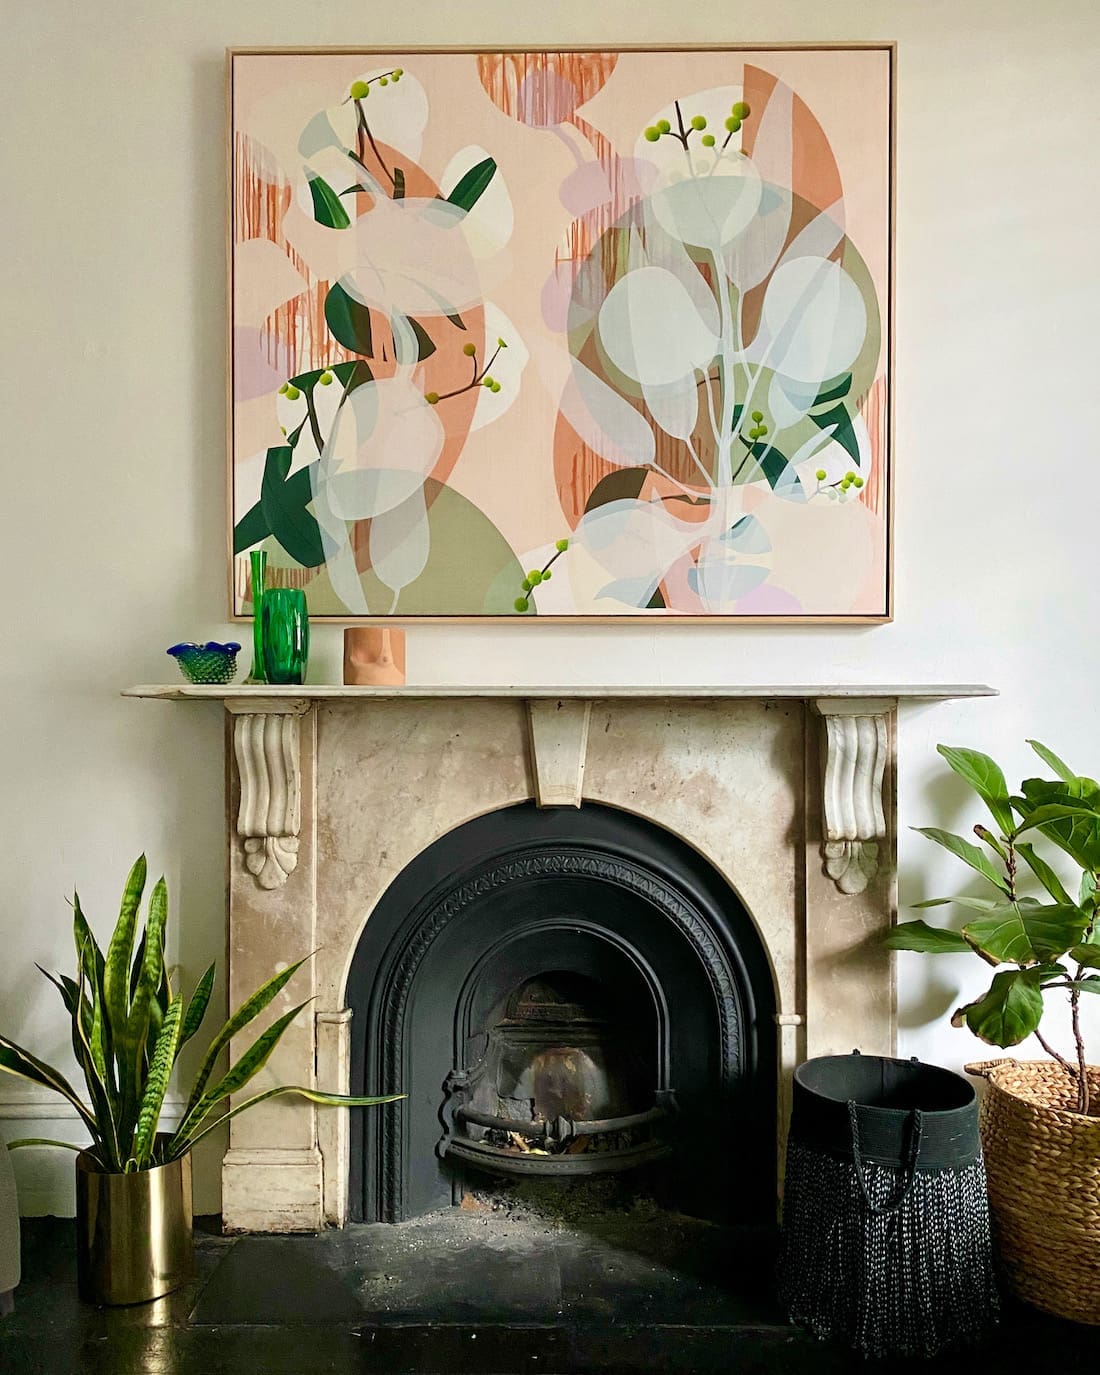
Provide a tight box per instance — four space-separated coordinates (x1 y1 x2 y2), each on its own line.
444 966 673 1177
347 802 776 1226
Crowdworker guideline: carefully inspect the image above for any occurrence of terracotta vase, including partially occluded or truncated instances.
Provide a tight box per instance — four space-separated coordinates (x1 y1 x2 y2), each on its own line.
343 628 406 686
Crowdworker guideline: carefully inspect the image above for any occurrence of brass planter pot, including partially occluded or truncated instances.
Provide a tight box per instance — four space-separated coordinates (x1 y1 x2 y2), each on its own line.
75 1146 193 1305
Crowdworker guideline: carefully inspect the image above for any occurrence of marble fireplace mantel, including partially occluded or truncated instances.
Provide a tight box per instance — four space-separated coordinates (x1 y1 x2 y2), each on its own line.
125 682 994 1231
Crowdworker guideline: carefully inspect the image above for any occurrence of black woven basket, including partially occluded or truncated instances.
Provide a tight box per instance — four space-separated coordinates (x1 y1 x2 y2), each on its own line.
778 1052 999 1358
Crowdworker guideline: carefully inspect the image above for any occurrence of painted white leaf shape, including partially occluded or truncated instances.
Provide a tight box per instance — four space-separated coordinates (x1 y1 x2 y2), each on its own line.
559 359 656 468
340 197 483 318
441 144 514 259
642 375 699 443
648 164 762 253
598 265 718 388
752 256 866 386
369 487 430 600
318 375 444 521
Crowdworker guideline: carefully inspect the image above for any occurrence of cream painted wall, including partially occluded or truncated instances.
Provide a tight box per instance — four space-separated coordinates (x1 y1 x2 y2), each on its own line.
3 0 1098 1215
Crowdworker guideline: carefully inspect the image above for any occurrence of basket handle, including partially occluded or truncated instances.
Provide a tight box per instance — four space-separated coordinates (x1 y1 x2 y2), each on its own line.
964 1058 1017 1079
847 1099 923 1215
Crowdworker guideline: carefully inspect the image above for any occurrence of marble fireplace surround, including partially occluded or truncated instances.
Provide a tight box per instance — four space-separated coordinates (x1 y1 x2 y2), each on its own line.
125 683 995 1232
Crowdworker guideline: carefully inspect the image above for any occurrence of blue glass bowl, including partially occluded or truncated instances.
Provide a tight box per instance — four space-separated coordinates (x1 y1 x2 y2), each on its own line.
166 641 241 685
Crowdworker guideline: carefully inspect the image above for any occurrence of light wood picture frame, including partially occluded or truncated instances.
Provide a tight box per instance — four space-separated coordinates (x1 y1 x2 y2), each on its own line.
228 45 895 624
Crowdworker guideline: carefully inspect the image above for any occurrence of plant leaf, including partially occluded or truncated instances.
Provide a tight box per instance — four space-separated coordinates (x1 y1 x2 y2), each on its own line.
1015 800 1100 872
1015 842 1073 906
1027 739 1077 784
937 745 1015 835
171 1084 404 1156
180 964 215 1050
911 896 1000 912
951 969 1044 1046
1069 946 1100 971
103 856 146 1044
134 995 184 1167
912 827 1008 892
1066 977 1100 995
174 1000 312 1144
962 901 1088 965
0 1035 98 1136
307 173 351 229
446 156 497 212
182 956 312 1122
5 1138 84 1152
882 920 970 953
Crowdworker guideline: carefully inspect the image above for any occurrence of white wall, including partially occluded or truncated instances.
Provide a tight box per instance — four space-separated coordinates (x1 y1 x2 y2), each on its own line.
3 0 1098 1216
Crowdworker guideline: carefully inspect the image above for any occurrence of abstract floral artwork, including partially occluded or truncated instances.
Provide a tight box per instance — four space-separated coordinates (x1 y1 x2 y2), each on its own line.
229 47 893 620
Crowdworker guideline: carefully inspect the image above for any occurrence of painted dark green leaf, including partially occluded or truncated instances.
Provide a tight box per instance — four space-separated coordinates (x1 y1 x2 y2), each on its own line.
390 314 436 363
812 373 852 406
810 402 860 465
446 156 497 212
331 359 373 392
261 447 327 568
951 969 1044 1047
393 167 406 200
307 173 351 229
882 920 970 954
324 282 374 357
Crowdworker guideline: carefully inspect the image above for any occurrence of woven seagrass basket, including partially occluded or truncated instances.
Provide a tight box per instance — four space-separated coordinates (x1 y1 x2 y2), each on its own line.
967 1059 1100 1325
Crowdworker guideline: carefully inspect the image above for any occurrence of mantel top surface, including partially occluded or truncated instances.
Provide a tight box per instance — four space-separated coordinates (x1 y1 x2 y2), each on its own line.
124 683 997 702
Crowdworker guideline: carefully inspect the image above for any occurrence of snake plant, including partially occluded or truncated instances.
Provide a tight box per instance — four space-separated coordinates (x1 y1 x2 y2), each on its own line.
0 856 401 1171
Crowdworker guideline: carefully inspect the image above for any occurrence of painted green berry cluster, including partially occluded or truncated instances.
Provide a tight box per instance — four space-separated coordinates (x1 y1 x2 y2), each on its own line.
814 467 865 496
514 538 570 613
348 68 404 100
643 98 751 154
425 337 508 407
746 408 768 442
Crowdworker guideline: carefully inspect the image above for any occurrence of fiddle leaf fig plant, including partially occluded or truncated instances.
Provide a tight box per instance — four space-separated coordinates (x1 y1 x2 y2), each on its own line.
0 856 402 1171
885 742 1100 1115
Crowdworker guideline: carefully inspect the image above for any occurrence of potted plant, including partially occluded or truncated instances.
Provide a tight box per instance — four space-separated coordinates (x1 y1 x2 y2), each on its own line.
0 856 401 1305
885 741 1100 1324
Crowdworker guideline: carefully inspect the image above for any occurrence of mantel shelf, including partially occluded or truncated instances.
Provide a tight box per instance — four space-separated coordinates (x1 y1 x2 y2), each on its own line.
124 683 997 702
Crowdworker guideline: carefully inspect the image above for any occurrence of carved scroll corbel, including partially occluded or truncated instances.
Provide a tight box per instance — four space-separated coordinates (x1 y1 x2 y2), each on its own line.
228 700 309 890
814 699 892 896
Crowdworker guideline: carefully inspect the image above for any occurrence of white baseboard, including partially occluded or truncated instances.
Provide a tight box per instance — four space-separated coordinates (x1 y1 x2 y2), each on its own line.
0 1096 221 1217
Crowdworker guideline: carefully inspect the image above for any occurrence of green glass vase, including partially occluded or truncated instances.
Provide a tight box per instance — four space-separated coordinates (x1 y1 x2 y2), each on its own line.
248 549 268 684
261 588 310 685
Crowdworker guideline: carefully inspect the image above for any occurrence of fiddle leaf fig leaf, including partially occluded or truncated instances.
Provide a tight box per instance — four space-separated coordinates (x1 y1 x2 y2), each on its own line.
962 901 1088 966
951 969 1044 1047
911 896 999 912
1015 802 1100 872
912 828 1008 893
882 921 970 953
1027 739 1077 784
1015 842 1073 906
1066 978 1100 995
937 746 1015 835
1069 946 1100 971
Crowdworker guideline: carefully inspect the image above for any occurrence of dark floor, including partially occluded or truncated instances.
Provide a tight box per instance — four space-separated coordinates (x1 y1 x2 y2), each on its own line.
0 1194 1094 1374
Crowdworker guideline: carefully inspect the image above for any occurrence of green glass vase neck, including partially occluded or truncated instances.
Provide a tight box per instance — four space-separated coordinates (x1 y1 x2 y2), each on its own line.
249 550 267 684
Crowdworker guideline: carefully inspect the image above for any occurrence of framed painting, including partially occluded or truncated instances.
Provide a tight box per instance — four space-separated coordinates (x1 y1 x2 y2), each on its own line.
228 45 894 622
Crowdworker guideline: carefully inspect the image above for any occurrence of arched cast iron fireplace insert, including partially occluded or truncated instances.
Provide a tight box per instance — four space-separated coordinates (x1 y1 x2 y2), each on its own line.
347 802 776 1225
